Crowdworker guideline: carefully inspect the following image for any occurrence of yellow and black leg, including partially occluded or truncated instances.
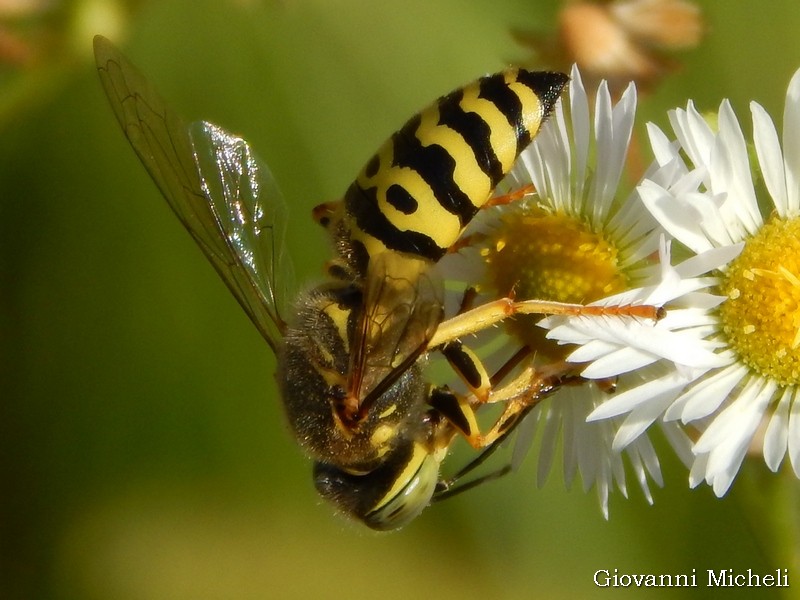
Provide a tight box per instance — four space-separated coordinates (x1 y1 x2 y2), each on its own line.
430 359 578 500
440 341 492 402
427 334 583 498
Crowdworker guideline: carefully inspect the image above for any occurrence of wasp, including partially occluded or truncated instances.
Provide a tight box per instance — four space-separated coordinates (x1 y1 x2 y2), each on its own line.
94 36 662 529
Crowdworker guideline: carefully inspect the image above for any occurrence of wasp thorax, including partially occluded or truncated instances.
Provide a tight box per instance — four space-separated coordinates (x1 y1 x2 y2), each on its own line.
279 284 431 473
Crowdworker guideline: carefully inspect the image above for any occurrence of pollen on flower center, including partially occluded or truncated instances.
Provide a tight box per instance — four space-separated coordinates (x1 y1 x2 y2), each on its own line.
719 216 800 386
482 206 628 358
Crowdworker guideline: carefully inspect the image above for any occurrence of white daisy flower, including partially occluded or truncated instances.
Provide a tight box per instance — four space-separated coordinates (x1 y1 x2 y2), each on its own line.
477 65 694 516
583 67 800 497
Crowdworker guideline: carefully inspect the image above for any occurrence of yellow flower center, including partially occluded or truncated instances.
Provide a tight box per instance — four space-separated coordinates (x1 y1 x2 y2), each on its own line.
482 206 628 358
718 216 800 386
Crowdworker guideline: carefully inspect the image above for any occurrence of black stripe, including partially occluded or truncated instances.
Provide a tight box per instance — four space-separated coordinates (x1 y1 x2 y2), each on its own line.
477 72 528 157
344 183 445 261
442 342 483 390
303 286 360 373
436 89 504 184
429 387 472 436
516 70 569 118
364 153 380 178
390 114 479 227
386 183 418 214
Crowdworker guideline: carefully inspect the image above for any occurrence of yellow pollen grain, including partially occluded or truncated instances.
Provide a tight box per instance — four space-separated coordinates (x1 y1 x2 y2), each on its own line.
483 206 628 358
718 216 800 385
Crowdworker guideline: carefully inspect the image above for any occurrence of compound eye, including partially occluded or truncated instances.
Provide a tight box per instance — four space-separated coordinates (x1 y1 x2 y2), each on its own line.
313 443 439 531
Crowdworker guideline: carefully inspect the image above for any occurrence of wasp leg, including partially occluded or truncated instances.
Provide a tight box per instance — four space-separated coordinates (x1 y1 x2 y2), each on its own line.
457 286 479 314
484 183 535 207
466 363 567 444
447 233 486 255
429 296 665 348
429 387 481 441
431 358 584 500
432 415 528 503
432 463 513 502
432 368 556 500
431 356 576 449
440 342 492 402
436 286 496 401
489 345 531 387
447 186 536 255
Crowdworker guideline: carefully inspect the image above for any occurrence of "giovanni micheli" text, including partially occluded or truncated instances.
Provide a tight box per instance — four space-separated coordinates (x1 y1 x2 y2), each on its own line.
593 568 788 588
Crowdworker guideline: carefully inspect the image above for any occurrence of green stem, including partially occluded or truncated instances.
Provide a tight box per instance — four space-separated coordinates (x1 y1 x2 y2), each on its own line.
737 462 800 599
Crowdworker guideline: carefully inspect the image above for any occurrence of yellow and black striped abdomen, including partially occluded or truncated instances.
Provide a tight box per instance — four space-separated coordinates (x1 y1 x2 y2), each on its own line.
343 68 568 271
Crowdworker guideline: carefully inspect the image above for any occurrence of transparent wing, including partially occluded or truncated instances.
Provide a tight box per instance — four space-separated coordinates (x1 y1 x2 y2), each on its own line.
348 254 444 410
190 121 294 348
94 36 292 352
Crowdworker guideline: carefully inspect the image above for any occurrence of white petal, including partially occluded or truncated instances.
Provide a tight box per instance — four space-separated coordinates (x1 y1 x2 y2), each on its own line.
714 100 762 234
537 407 559 485
647 274 722 306
659 421 695 468
579 346 659 378
647 122 678 166
612 393 676 451
638 180 714 253
596 476 611 520
522 128 551 199
616 323 724 370
667 363 749 422
694 378 773 454
697 194 747 249
564 336 629 361
696 378 776 496
511 409 539 472
673 243 744 279
588 371 688 421
610 439 627 496
669 167 707 197
763 386 793 471
783 68 800 215
689 453 708 488
543 103 572 210
593 81 636 224
659 305 722 328
787 387 800 476
589 81 615 225
626 451 654 505
670 102 714 175
633 433 663 487
561 396 580 486
569 65 590 201
751 101 788 217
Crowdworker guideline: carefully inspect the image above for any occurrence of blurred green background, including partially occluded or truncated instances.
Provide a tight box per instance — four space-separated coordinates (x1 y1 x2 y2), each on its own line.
3 1 800 598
